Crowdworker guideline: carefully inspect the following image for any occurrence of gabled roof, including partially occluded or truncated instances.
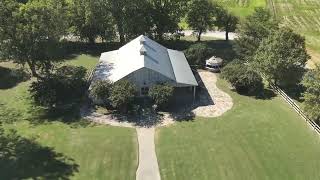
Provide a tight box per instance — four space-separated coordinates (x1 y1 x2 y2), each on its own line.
95 35 198 87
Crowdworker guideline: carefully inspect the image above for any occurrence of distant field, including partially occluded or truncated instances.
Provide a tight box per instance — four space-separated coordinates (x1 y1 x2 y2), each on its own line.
214 0 266 17
271 0 320 66
213 0 320 66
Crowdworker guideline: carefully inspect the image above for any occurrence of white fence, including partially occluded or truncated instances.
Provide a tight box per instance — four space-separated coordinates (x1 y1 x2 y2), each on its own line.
85 68 95 82
270 83 320 136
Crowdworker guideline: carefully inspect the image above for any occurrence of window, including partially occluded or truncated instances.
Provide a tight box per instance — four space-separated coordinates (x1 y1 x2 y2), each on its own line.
141 87 149 96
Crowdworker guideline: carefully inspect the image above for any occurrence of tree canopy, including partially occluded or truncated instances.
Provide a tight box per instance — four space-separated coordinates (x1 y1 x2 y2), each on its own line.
234 8 278 61
302 66 320 124
253 28 309 86
215 6 238 41
0 0 68 77
186 0 216 42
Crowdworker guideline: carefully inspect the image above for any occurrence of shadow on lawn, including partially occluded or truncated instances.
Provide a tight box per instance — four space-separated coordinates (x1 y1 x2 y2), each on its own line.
28 104 93 128
0 66 30 89
0 129 79 180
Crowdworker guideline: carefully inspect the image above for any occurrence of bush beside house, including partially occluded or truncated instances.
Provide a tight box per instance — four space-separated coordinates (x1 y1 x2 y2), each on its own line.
148 84 174 110
221 61 263 95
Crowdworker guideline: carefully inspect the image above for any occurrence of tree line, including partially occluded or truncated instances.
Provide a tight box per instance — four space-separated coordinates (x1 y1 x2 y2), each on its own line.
0 0 236 78
222 8 320 124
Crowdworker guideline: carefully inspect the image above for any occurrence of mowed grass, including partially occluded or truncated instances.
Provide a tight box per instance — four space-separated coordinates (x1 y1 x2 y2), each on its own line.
156 77 320 180
271 0 320 66
214 0 266 17
0 55 138 180
215 0 320 66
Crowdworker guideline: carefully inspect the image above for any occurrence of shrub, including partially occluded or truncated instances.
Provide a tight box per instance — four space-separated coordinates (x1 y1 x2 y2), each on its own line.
148 84 174 110
302 67 320 124
109 80 136 113
89 80 112 105
184 43 213 68
221 61 263 95
29 66 87 109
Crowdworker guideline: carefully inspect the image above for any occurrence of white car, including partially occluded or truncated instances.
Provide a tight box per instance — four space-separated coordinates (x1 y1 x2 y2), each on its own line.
205 56 223 72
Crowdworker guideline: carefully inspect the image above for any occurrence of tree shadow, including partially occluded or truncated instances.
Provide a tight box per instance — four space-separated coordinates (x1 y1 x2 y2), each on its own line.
58 41 122 61
161 39 236 63
0 66 30 89
27 104 93 128
233 88 277 100
0 129 79 180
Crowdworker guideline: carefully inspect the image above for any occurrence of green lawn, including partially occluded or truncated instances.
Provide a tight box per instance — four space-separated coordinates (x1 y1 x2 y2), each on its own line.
214 0 266 17
213 0 320 66
156 77 320 180
0 55 138 180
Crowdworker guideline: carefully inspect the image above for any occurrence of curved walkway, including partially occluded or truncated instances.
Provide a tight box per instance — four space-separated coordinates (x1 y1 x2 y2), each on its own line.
192 70 233 117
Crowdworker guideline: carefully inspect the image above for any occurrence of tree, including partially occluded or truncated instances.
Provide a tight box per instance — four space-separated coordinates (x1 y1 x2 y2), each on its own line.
149 0 188 40
106 0 152 43
215 7 238 41
149 84 174 110
234 8 278 61
253 28 309 86
109 80 136 113
186 0 216 42
221 61 263 94
302 66 320 124
0 0 68 77
184 43 214 68
29 66 87 109
69 0 115 43
89 80 113 105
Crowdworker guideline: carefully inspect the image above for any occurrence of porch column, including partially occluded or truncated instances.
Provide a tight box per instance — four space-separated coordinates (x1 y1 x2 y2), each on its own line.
193 86 196 103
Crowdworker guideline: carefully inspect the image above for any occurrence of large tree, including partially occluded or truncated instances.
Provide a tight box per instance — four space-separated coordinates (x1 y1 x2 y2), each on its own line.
107 0 152 43
149 0 188 40
68 0 115 43
0 0 68 77
215 7 238 41
186 0 216 42
302 66 320 124
253 28 310 86
234 8 278 61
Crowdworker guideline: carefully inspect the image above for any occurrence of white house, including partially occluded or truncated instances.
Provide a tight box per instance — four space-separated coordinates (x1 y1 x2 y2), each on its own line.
91 35 198 97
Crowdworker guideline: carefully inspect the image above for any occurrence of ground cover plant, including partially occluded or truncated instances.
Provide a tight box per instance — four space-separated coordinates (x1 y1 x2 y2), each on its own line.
156 77 320 180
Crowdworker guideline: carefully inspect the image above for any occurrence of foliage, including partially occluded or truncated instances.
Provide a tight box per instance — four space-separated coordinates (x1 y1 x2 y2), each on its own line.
149 84 174 110
253 28 309 86
89 80 113 105
302 66 320 124
29 66 87 109
0 0 68 77
109 80 136 113
107 0 153 43
149 0 189 40
221 61 263 94
68 0 115 43
234 8 278 61
215 6 238 41
184 43 214 68
186 0 216 42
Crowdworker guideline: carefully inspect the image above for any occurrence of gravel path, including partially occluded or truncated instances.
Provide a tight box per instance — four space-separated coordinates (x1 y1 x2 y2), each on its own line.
136 128 161 180
192 70 233 117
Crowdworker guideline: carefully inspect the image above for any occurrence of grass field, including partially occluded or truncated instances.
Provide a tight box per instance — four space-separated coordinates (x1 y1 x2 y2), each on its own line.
215 0 266 17
156 77 320 180
0 55 138 180
213 0 320 66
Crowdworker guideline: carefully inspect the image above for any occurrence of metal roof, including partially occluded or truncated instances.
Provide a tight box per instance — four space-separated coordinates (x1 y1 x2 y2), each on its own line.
93 35 198 87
